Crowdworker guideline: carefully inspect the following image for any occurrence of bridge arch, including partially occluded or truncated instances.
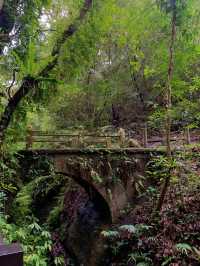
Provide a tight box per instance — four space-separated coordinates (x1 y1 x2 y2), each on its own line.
56 170 112 223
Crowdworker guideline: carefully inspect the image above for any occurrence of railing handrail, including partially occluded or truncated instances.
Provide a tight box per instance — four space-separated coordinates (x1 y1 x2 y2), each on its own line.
31 132 120 138
25 126 199 150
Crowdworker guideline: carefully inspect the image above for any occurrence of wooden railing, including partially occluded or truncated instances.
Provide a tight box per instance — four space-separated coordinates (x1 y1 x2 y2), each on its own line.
26 129 121 149
25 125 199 150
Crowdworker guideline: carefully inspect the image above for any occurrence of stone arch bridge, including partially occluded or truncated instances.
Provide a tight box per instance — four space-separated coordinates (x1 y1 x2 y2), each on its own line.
19 148 163 222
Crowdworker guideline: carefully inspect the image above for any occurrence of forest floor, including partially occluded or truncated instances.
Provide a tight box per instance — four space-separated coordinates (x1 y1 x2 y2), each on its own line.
103 148 200 266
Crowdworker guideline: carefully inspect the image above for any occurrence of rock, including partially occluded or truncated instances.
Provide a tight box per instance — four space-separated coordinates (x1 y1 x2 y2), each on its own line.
128 138 141 148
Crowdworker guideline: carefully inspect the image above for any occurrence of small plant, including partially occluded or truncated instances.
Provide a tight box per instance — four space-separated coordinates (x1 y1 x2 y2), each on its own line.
0 191 6 215
101 230 120 240
175 242 200 262
54 255 65 266
128 252 153 265
146 186 157 197
119 224 136 234
91 169 103 183
161 256 175 266
102 223 154 263
146 156 177 183
176 243 193 255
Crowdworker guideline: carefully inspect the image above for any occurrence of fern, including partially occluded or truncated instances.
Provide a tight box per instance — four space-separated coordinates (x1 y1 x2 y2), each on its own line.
13 173 66 223
11 50 26 77
119 224 136 234
128 252 152 266
13 183 33 220
101 230 120 239
176 243 193 255
161 256 175 266
54 256 65 266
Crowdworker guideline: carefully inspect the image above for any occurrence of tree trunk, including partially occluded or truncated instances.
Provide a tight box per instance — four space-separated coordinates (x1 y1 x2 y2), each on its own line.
156 0 176 212
0 77 37 135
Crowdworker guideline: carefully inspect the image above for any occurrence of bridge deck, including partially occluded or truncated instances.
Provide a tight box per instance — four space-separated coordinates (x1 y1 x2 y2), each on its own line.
20 148 165 156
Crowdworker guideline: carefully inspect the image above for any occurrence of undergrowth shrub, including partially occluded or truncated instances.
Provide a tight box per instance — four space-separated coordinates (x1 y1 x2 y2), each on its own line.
12 174 67 223
0 180 66 266
0 214 53 266
146 155 178 185
102 186 200 266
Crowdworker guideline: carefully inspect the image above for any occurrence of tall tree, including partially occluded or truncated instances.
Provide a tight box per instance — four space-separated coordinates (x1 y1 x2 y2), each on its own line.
156 0 186 211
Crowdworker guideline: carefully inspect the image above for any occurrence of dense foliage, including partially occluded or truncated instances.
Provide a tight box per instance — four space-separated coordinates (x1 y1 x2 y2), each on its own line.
0 0 200 265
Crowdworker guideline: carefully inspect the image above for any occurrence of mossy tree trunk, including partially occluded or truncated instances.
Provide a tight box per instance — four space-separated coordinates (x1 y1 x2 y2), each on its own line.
156 0 177 212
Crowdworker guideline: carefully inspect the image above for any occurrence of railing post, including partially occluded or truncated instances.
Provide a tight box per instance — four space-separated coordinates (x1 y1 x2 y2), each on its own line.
143 123 148 148
185 127 191 145
26 125 33 150
78 133 84 148
77 134 80 148
161 127 166 146
118 128 126 148
106 137 111 148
